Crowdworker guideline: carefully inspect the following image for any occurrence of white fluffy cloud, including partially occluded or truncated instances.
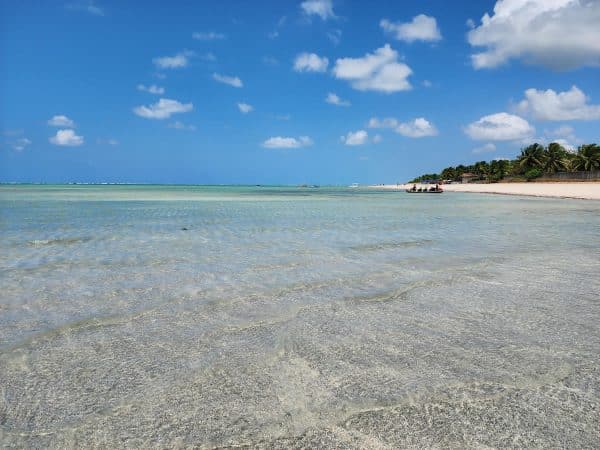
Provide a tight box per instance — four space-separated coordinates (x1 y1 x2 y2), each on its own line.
262 136 313 149
368 117 437 138
544 125 578 151
380 15 442 42
300 0 335 20
468 0 600 69
472 143 497 154
137 84 165 95
133 98 193 119
13 137 31 151
48 115 75 128
465 112 534 141
213 73 243 87
546 125 574 139
153 52 192 69
367 117 399 129
192 31 225 40
332 44 412 93
294 53 329 73
49 129 84 146
517 86 600 121
325 92 350 106
237 102 253 113
341 130 368 146
396 118 438 138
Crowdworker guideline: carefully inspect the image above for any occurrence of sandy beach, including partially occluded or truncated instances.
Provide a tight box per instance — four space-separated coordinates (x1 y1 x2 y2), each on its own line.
375 182 600 200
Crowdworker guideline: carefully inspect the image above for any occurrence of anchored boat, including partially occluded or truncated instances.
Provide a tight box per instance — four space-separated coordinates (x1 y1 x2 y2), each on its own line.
406 189 443 194
406 185 443 193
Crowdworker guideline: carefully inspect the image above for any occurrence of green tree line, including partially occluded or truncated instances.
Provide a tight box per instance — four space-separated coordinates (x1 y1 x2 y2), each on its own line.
411 143 600 183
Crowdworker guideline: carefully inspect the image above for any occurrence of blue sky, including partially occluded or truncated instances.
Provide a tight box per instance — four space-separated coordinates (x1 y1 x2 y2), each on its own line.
1 0 599 184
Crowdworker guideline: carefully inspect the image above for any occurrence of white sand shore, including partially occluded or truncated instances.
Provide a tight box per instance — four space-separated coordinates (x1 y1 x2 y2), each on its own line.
373 182 600 200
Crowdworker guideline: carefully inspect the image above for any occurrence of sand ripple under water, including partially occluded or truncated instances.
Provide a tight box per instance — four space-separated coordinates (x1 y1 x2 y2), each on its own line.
0 185 599 448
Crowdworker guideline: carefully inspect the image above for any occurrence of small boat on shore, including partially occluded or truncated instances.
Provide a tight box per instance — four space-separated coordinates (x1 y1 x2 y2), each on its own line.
406 188 443 193
406 184 443 193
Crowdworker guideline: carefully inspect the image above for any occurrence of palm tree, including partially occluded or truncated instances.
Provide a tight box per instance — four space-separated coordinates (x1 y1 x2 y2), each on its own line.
518 143 545 171
543 142 568 173
561 157 576 173
490 159 511 180
440 166 456 181
473 160 490 179
572 144 600 171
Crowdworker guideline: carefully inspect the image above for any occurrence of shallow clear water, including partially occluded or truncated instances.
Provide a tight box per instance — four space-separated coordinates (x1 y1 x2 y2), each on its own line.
1 185 599 448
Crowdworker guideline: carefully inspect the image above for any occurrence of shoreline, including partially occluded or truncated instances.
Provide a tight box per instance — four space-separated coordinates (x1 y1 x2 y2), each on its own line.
372 182 600 200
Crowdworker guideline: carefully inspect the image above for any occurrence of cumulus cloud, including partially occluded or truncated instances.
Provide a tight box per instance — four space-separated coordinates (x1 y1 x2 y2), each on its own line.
262 136 313 149
325 92 350 106
372 134 383 144
396 118 438 138
237 102 254 113
367 117 437 137
137 84 165 95
192 31 225 40
153 51 192 69
468 0 600 70
465 112 534 141
13 137 32 151
472 143 497 154
517 86 600 121
300 0 335 20
546 125 574 139
48 115 75 128
332 44 412 93
49 129 84 146
213 73 243 87
293 53 329 73
168 121 197 131
544 125 579 150
380 15 442 42
341 130 368 146
133 98 193 119
367 117 399 129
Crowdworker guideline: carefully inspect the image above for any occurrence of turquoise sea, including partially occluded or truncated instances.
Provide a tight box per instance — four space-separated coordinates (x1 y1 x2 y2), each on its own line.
1 185 599 447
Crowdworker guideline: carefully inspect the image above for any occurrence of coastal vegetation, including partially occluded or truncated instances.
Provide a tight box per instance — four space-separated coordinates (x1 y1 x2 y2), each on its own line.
411 143 600 183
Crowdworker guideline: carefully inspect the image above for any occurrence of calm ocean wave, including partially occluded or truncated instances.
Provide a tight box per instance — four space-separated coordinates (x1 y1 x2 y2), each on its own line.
1 185 599 447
